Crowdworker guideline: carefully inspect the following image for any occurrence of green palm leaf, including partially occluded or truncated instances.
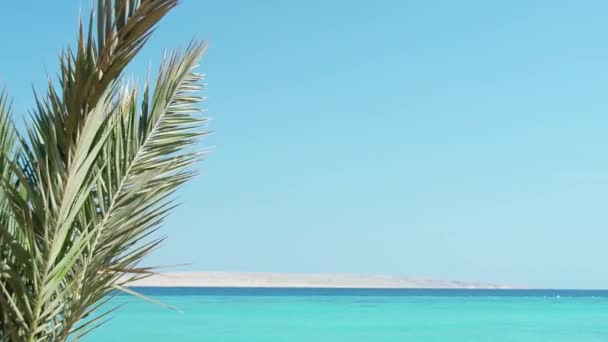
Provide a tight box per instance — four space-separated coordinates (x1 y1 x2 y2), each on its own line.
0 1 207 341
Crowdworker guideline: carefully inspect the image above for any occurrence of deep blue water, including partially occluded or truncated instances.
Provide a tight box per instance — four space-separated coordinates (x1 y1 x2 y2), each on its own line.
127 286 608 297
86 287 608 341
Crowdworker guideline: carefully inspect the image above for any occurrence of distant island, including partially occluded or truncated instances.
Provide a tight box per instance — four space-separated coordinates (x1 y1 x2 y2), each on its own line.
129 272 513 289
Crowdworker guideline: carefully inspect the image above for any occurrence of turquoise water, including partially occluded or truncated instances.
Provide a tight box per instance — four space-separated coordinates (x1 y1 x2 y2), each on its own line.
86 288 608 341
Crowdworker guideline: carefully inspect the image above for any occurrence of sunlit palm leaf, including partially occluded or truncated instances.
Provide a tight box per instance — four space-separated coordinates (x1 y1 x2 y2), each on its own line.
0 1 207 341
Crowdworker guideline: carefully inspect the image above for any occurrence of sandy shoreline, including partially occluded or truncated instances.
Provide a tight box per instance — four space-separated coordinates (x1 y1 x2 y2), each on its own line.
128 271 512 289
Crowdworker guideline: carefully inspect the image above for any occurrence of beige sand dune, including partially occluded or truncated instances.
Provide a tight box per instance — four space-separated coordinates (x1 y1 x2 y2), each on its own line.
129 271 512 289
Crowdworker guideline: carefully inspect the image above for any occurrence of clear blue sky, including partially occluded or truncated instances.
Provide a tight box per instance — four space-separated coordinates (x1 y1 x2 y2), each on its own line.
1 0 608 289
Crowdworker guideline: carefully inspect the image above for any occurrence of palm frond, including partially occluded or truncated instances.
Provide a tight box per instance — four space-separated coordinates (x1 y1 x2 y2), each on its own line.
0 89 23 341
0 1 207 341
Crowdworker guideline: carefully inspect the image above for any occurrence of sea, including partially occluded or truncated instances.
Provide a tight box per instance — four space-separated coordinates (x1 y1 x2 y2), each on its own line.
85 287 608 341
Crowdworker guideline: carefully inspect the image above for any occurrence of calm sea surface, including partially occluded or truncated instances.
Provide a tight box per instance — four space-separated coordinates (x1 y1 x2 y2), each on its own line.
85 288 608 341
